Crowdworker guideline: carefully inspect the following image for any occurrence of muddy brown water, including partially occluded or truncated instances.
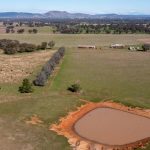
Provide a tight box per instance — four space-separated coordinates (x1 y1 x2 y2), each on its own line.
74 108 150 145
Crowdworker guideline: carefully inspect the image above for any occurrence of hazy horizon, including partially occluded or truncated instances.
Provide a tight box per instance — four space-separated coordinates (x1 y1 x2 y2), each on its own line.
0 0 150 15
0 11 150 16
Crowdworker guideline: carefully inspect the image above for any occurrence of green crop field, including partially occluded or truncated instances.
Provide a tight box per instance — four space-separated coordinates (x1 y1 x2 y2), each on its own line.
0 34 150 149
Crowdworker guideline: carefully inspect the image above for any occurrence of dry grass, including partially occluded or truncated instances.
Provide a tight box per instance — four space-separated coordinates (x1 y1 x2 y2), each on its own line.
0 25 54 34
0 50 55 83
138 38 150 44
0 34 150 47
0 27 5 33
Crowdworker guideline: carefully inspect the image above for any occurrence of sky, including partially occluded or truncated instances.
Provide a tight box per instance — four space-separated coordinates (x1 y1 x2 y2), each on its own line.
0 0 150 14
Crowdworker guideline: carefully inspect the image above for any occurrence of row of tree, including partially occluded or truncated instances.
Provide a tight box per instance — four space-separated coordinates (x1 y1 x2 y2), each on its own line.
6 27 38 34
0 39 55 54
33 47 65 86
56 24 150 34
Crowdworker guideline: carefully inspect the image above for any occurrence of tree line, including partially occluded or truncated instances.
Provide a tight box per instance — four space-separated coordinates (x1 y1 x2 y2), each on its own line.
33 47 65 86
3 19 150 34
55 23 150 34
18 47 65 93
0 39 55 54
6 26 38 34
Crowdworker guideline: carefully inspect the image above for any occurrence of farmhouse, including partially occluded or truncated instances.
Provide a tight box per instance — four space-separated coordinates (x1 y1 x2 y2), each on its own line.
78 45 96 49
110 44 125 49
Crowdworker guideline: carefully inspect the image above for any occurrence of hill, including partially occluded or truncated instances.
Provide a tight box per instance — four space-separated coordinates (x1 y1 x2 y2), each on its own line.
0 11 150 19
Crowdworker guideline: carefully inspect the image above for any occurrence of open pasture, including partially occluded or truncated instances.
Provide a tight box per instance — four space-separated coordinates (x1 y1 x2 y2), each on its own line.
52 48 150 108
0 25 54 34
0 34 150 47
0 34 150 150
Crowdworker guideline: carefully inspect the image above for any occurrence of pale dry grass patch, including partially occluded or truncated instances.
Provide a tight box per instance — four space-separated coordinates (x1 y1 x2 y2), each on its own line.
138 38 150 44
0 50 56 83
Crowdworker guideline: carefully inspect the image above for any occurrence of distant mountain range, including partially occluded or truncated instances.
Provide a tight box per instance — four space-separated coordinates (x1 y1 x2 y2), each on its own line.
0 11 150 19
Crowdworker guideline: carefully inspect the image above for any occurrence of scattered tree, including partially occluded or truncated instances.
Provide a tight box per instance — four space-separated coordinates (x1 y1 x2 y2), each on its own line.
0 39 56 54
28 29 33 33
33 29 38 34
19 79 33 93
142 44 150 51
48 41 55 49
6 28 10 33
17 29 25 34
3 40 20 55
41 42 47 50
67 83 81 93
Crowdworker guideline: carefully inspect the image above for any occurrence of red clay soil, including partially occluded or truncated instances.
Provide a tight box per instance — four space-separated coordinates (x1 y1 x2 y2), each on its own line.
50 101 150 150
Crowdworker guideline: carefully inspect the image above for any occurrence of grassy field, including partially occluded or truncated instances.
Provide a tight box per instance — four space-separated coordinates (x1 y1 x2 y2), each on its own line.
52 48 150 108
0 34 150 47
0 34 150 149
15 26 54 34
0 25 54 34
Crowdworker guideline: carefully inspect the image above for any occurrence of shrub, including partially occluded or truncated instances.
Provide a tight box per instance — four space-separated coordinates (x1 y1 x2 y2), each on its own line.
19 79 33 93
41 42 47 50
33 29 38 34
3 40 20 55
42 62 53 77
0 39 37 54
67 83 81 93
53 52 61 64
3 47 17 55
24 44 37 52
18 43 37 53
18 43 27 53
28 29 33 33
142 44 150 51
0 39 19 50
0 39 56 54
33 71 47 86
48 41 55 49
11 29 15 33
36 45 41 50
48 59 56 69
6 28 10 33
17 29 25 34
58 47 65 57
33 47 65 86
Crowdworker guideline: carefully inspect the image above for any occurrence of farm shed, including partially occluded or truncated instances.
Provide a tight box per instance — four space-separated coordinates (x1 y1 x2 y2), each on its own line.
78 45 96 49
110 44 125 49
